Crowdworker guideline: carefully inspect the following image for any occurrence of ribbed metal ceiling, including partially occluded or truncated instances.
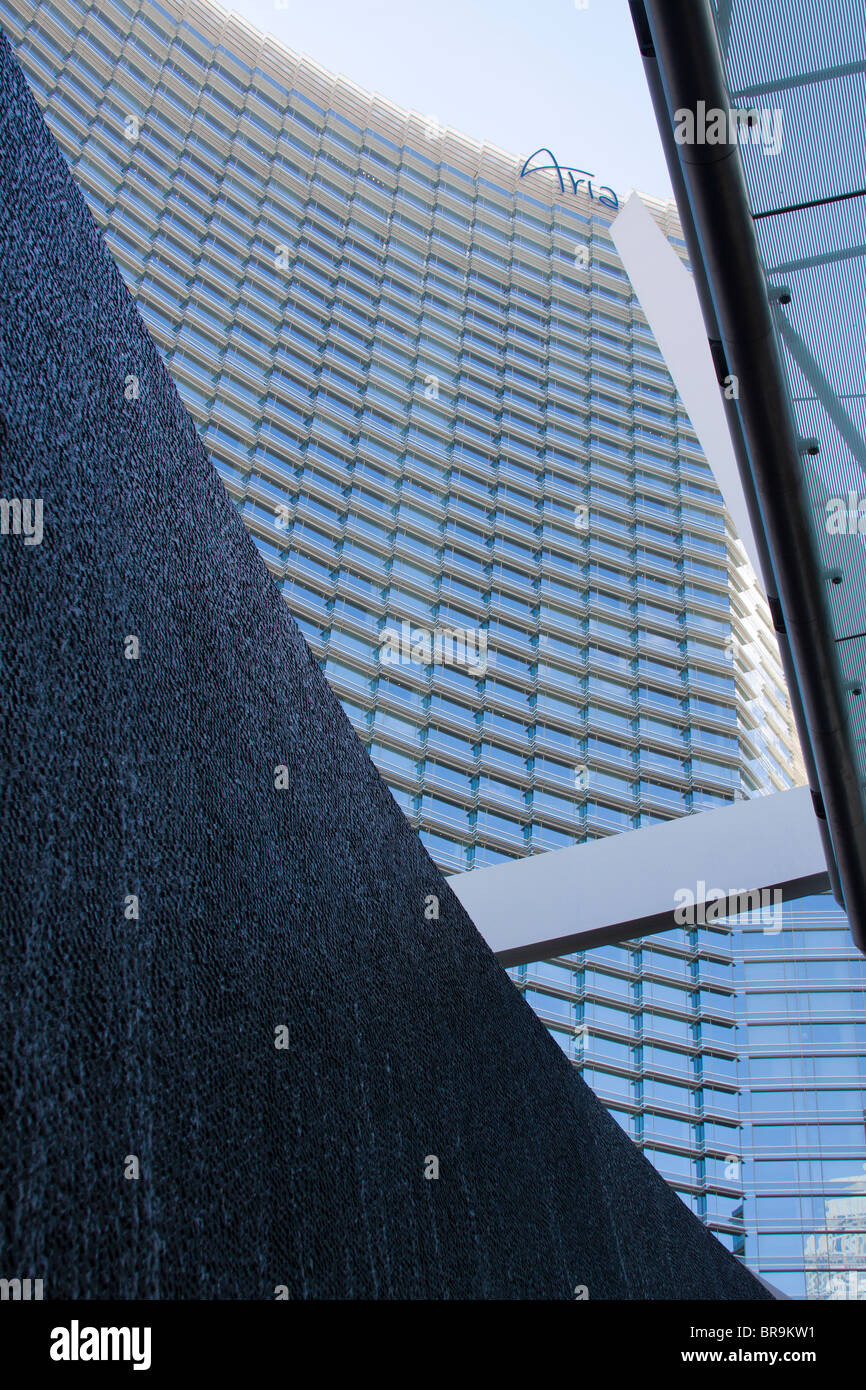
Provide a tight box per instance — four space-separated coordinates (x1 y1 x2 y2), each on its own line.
716 0 866 781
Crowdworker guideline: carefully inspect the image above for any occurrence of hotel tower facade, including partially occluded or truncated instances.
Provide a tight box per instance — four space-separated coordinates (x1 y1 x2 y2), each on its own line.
4 0 865 1298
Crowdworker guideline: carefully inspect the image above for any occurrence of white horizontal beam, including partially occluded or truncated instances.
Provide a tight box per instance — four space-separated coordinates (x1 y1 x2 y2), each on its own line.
452 787 829 965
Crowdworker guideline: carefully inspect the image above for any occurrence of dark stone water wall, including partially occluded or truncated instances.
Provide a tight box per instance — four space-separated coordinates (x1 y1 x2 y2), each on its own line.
0 32 768 1301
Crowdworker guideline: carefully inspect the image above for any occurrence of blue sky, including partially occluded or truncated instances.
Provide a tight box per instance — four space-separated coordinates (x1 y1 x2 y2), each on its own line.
224 0 673 200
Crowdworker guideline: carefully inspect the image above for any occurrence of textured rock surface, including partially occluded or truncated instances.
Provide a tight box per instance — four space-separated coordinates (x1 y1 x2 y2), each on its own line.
0 32 769 1300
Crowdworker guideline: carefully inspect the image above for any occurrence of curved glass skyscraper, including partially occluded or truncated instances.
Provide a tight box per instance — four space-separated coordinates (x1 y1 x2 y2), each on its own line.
5 0 864 1299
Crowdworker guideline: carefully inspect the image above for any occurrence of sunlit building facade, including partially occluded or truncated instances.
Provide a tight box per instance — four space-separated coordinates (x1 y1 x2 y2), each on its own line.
4 0 863 1298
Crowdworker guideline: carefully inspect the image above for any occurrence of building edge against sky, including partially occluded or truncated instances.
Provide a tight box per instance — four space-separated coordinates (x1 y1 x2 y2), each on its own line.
2 0 863 1298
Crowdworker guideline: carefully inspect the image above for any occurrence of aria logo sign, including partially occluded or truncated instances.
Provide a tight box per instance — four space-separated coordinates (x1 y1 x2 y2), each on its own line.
519 148 618 210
